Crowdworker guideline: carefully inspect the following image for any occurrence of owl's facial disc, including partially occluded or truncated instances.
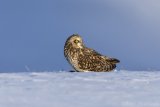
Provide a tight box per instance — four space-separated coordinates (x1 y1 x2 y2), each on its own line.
71 37 83 48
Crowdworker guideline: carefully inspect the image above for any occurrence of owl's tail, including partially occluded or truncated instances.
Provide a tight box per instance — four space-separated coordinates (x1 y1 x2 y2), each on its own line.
108 58 120 64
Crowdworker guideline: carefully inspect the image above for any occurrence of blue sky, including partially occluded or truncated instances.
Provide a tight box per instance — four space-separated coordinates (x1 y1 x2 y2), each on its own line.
0 0 160 72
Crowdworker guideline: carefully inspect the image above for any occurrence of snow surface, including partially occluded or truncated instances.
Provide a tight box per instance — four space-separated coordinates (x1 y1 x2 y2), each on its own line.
0 70 160 107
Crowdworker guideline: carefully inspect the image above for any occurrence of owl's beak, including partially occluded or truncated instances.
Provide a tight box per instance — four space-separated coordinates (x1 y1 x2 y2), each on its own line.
77 43 83 48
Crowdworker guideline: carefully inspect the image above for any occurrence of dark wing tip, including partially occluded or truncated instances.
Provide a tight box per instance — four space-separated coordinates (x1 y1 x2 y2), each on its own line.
109 58 120 63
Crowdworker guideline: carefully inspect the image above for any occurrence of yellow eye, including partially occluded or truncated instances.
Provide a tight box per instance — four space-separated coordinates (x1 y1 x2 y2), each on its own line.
74 40 79 44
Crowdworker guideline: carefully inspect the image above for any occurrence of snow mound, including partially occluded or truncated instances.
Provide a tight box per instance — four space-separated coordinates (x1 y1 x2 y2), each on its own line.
0 70 160 107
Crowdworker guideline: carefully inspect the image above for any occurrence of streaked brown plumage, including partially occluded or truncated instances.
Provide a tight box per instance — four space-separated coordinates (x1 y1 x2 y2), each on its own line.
64 34 120 72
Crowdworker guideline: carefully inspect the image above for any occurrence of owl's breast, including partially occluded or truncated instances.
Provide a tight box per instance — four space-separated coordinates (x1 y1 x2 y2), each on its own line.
66 48 82 69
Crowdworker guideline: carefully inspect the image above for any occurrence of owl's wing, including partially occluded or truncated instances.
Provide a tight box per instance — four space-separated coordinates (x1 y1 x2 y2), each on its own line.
78 48 117 71
78 48 119 71
107 58 120 64
84 48 104 56
87 48 120 64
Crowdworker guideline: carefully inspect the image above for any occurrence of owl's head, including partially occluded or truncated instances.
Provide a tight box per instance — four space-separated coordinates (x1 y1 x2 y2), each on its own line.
66 34 84 48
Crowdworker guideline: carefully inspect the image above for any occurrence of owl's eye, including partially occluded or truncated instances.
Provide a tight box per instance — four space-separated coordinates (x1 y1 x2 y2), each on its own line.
74 39 79 44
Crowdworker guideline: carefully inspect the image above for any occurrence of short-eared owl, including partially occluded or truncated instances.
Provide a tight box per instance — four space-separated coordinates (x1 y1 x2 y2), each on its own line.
64 34 120 72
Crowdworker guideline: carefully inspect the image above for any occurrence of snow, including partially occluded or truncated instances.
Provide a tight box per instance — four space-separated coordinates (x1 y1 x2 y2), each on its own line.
0 70 160 107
